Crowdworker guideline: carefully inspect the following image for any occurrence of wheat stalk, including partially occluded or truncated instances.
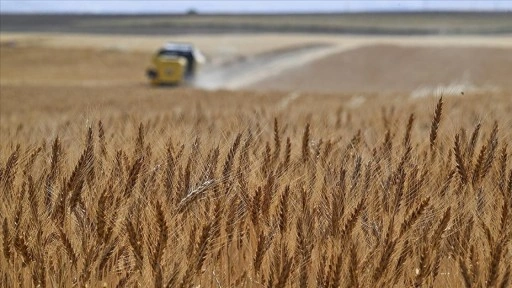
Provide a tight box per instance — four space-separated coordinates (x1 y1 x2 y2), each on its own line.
429 97 443 151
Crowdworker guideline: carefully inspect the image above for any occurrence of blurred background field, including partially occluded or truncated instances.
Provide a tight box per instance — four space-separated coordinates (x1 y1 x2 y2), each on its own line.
1 20 511 94
2 12 512 34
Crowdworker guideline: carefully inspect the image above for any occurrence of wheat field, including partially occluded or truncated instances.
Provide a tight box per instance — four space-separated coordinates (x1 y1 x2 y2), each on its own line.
1 88 511 287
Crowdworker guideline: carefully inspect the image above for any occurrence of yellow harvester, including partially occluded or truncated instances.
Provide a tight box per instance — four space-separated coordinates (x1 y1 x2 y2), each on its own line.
146 43 205 85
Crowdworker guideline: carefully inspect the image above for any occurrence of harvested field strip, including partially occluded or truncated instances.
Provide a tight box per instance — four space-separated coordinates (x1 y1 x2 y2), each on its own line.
251 44 512 94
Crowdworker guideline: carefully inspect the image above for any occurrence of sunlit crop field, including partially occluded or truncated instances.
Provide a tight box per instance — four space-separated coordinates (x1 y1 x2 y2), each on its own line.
2 19 512 285
1 86 511 287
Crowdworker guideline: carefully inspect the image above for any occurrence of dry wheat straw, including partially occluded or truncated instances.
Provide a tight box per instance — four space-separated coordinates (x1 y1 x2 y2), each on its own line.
1 91 511 287
429 97 443 151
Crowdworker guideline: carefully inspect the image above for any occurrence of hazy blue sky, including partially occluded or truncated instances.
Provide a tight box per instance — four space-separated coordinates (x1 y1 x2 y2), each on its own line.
1 1 511 14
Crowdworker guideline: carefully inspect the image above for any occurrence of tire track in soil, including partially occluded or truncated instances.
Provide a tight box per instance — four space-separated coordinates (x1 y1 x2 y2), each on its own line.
192 43 347 90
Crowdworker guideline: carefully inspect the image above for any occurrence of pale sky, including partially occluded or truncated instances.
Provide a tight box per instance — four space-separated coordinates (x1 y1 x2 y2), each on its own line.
1 1 511 14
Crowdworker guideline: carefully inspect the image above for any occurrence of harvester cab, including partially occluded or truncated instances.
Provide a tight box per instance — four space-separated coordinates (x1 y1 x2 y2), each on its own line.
146 43 205 85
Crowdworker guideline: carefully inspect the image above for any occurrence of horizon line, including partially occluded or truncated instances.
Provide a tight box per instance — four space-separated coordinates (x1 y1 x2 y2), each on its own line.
2 9 511 15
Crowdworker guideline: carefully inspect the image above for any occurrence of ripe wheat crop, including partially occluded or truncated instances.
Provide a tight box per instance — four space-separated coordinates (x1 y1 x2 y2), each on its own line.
1 89 511 287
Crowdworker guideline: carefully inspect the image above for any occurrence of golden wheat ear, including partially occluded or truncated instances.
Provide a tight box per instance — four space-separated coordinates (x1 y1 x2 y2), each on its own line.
429 97 443 152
